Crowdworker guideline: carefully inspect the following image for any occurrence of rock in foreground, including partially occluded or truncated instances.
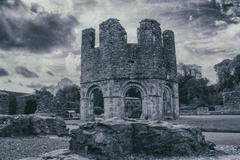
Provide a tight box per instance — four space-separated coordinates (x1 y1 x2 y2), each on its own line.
70 120 215 159
0 114 68 137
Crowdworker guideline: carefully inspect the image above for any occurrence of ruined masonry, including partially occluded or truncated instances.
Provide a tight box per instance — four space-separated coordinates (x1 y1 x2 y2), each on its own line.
80 18 179 121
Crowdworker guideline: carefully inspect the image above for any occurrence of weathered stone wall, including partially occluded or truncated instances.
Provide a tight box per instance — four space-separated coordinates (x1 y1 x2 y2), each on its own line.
0 91 38 115
80 18 179 121
0 114 68 137
80 79 179 121
223 91 240 111
163 30 177 81
16 94 37 114
80 19 178 83
0 92 10 114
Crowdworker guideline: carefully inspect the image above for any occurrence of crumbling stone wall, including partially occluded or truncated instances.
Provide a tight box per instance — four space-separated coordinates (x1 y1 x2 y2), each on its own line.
0 91 38 115
81 19 177 83
223 91 240 111
16 94 37 114
0 92 10 114
80 18 179 121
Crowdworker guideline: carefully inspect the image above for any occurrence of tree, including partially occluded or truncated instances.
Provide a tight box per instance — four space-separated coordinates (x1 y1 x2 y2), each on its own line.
35 88 57 113
214 55 240 92
55 85 80 116
178 63 223 108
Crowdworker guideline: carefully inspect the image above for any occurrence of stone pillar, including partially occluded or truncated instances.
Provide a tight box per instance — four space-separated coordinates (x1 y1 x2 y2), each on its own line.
158 96 164 120
172 83 179 119
80 97 94 121
141 97 148 120
148 96 161 121
163 30 177 81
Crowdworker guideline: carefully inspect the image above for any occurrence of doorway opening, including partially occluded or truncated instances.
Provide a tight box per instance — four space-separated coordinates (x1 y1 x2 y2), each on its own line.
124 87 142 119
90 88 104 117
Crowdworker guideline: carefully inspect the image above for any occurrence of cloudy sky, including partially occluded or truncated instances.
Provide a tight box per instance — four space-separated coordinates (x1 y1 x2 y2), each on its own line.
0 0 239 93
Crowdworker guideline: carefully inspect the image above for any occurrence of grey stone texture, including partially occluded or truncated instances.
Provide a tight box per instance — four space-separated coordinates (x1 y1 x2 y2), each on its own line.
0 90 37 115
0 114 68 137
80 18 179 121
16 94 37 113
0 91 10 114
70 120 215 159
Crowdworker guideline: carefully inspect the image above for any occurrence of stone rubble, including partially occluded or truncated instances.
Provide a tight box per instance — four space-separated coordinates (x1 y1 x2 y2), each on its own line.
0 114 68 137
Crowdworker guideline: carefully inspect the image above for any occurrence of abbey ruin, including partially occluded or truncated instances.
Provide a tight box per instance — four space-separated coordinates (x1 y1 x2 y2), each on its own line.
80 18 179 121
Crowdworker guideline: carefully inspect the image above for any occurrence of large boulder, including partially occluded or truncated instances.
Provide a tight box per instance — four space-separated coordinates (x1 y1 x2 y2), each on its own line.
0 114 68 137
70 120 215 159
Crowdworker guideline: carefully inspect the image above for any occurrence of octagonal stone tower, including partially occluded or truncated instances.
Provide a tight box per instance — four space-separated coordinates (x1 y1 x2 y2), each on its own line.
80 18 179 121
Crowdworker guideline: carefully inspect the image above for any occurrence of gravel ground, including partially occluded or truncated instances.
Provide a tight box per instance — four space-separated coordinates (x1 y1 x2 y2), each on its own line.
0 136 69 160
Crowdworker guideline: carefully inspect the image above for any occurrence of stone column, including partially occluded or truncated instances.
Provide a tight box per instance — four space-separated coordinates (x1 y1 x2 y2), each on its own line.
80 97 94 122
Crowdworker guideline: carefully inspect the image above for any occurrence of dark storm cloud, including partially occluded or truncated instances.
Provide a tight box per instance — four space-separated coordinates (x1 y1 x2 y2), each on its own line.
15 66 39 78
0 0 78 53
0 0 26 8
46 71 54 76
0 67 9 77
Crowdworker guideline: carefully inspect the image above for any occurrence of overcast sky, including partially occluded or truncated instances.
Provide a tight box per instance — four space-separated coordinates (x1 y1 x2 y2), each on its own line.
0 0 239 93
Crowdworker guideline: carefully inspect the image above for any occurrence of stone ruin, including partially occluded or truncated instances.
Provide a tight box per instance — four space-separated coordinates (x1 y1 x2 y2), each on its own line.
80 18 179 122
67 18 216 159
0 90 37 115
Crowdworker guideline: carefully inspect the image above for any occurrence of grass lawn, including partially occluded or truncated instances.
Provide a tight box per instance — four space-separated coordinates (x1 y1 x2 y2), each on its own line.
0 136 69 160
172 115 240 132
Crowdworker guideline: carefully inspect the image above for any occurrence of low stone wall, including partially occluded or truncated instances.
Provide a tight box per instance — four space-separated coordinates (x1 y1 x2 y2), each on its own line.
0 114 68 137
70 120 215 159
0 92 10 114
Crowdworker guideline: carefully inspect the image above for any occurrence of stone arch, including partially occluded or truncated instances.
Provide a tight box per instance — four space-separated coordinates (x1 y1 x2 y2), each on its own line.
121 82 147 119
121 81 147 97
162 85 173 119
87 85 104 118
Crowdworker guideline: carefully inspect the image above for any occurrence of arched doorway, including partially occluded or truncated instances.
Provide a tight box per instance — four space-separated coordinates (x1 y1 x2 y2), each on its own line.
124 87 142 119
90 88 104 117
163 87 173 119
24 99 37 114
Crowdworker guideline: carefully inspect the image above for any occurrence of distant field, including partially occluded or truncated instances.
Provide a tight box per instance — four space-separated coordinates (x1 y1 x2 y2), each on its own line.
173 115 240 133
